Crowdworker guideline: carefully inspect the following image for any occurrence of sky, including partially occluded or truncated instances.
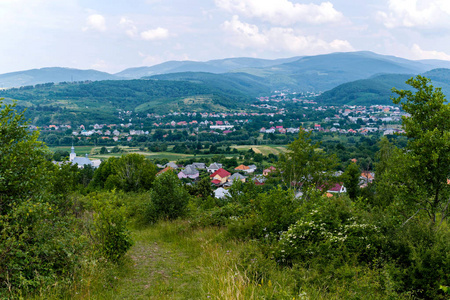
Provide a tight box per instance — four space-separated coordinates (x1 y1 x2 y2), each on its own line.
1 0 450 74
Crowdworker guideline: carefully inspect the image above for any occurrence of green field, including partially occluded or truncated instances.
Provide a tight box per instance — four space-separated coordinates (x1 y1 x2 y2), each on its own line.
231 145 287 156
50 145 242 162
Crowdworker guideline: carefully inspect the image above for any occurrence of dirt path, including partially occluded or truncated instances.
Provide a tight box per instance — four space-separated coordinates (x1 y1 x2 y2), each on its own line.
112 227 202 299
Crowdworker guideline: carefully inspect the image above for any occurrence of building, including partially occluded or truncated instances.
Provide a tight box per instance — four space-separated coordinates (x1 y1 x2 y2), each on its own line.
69 146 101 168
210 168 231 184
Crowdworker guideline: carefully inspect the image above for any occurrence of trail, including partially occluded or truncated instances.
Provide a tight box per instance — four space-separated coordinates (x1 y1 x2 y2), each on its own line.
113 227 202 299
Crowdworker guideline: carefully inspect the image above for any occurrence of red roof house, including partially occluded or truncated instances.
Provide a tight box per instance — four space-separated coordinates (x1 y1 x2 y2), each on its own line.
210 168 231 184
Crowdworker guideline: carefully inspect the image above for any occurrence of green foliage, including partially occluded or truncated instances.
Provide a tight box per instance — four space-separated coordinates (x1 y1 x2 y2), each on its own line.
392 76 450 225
227 187 300 240
89 192 133 262
148 171 189 222
276 196 385 265
278 130 338 198
386 220 450 299
0 101 51 213
90 154 157 192
0 101 88 295
342 162 360 200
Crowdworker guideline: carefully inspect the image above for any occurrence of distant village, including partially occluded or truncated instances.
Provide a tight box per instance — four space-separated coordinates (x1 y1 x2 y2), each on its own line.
33 91 407 143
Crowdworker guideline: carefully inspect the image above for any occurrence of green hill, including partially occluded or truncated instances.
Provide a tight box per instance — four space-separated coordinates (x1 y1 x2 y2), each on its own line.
245 51 430 92
317 68 450 105
147 72 271 97
0 79 255 124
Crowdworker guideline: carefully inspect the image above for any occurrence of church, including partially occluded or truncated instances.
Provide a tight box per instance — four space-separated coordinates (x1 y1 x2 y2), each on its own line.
69 146 101 168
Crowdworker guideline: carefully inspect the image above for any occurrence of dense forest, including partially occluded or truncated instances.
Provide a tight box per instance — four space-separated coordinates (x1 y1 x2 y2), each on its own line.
1 76 450 299
0 78 256 124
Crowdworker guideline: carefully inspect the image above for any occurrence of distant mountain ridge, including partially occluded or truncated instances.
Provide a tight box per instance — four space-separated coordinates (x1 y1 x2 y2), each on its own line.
1 51 450 94
316 68 450 105
0 67 119 89
115 56 302 79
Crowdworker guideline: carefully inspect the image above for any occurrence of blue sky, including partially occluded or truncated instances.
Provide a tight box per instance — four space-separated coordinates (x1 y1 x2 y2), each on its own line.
1 0 449 73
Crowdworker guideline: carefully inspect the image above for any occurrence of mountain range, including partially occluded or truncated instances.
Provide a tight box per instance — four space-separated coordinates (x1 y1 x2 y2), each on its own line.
1 51 449 92
1 51 450 121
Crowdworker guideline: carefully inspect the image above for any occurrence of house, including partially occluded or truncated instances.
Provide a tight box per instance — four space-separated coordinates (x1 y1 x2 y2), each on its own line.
235 164 250 171
207 162 223 173
178 166 199 180
214 187 230 199
263 166 276 176
327 183 347 194
210 168 231 184
247 165 257 173
157 166 174 176
192 162 206 170
253 175 266 185
228 173 247 183
361 171 374 182
164 162 179 169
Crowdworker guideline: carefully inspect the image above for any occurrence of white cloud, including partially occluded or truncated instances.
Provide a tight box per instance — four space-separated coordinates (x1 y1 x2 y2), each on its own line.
83 14 106 32
222 15 268 48
119 17 138 38
411 44 450 60
140 27 169 40
215 0 344 25
378 0 450 29
222 16 353 53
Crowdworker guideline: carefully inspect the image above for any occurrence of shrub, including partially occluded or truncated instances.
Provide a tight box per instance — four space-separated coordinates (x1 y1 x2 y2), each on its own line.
276 196 385 265
149 170 189 221
227 187 299 240
89 192 133 262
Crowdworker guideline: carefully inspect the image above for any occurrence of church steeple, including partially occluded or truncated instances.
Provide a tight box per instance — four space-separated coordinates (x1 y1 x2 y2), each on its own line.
70 144 76 161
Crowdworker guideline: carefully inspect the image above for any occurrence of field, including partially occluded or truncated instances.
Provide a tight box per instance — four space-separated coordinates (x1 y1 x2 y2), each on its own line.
231 145 287 156
49 145 285 161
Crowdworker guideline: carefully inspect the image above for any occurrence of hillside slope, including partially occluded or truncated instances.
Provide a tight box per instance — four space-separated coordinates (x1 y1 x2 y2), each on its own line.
317 68 450 105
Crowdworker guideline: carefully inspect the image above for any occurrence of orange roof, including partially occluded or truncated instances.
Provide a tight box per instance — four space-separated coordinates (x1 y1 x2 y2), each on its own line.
361 172 374 179
157 166 173 176
235 164 250 170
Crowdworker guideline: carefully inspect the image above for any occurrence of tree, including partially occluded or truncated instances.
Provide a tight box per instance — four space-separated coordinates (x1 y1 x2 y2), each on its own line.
278 130 338 198
0 101 85 292
0 101 50 213
90 154 157 192
149 170 189 221
342 162 360 200
392 76 450 225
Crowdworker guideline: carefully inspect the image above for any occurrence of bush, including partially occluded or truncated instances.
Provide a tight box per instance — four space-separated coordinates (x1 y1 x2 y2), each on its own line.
276 196 385 265
227 187 300 240
149 171 189 221
89 192 133 262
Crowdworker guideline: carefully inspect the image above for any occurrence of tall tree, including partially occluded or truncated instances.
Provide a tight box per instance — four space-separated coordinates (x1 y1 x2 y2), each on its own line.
278 130 338 198
392 75 450 225
342 162 360 200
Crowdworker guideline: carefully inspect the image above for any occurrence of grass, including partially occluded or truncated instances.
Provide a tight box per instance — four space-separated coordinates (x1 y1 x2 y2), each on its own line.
231 145 287 156
49 145 265 162
35 220 298 300
28 218 415 299
109 221 300 299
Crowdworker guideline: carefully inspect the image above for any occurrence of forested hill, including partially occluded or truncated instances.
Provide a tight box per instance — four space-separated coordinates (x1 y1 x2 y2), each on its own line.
0 79 257 123
147 72 271 97
316 68 450 105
